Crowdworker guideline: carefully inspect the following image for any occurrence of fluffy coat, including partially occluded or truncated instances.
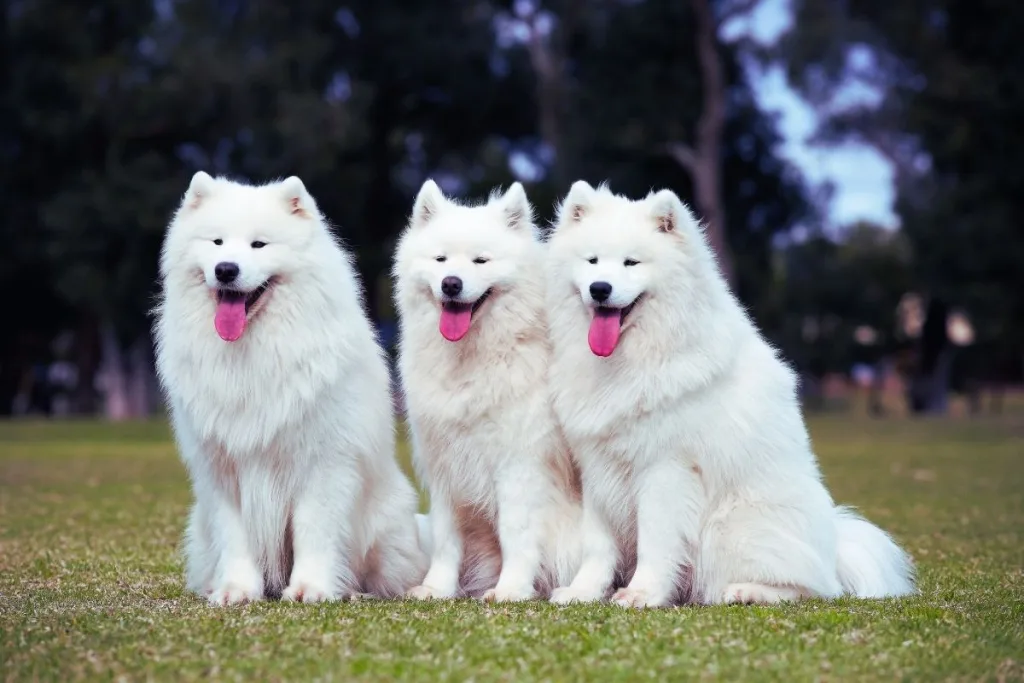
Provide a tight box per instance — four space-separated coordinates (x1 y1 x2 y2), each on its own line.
544 181 915 607
393 180 583 601
154 172 426 605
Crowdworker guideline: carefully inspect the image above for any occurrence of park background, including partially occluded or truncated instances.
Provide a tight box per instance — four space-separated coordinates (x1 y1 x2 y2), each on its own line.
2 0 1022 680
4 0 1022 418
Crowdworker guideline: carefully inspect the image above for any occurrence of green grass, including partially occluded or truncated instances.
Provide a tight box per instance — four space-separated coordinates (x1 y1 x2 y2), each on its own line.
1 415 1022 682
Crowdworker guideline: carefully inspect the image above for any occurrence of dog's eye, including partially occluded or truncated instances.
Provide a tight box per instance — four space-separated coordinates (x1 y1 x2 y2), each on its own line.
624 258 640 267
213 239 223 246
587 257 598 265
473 257 489 265
435 256 447 263
251 241 267 249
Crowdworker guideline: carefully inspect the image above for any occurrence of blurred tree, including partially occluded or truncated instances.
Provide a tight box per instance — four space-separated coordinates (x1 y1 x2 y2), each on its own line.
3 0 815 417
517 0 772 286
781 0 1024 388
773 222 913 409
554 0 812 321
7 0 177 416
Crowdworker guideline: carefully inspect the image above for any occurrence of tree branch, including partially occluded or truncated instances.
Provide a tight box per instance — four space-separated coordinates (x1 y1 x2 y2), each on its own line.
664 142 698 173
691 0 725 158
718 0 762 27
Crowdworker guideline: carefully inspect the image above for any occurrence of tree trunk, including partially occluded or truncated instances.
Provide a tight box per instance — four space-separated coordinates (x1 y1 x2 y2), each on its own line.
523 0 582 185
72 314 101 415
666 0 751 288
127 334 154 418
692 154 733 284
99 322 131 421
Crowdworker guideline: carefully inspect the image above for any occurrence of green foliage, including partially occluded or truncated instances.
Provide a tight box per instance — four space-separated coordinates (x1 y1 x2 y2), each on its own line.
772 222 913 372
4 0 809 355
782 0 1024 350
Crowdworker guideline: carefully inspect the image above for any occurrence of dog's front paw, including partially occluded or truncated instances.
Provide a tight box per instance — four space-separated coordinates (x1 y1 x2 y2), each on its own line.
481 585 535 603
611 587 670 609
282 579 338 604
550 586 604 605
208 580 262 606
405 584 454 601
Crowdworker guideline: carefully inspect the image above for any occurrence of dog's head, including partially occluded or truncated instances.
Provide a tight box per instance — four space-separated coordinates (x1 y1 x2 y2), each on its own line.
394 179 538 343
548 181 718 357
161 172 324 342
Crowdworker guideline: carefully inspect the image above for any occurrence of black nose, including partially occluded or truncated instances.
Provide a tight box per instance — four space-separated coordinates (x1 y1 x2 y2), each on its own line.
589 281 613 303
215 262 240 284
441 276 463 297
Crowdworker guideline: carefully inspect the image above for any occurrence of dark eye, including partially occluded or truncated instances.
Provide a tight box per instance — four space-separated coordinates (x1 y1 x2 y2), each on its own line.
213 239 223 246
587 257 598 265
624 258 640 267
435 256 447 263
473 257 489 265
251 241 266 249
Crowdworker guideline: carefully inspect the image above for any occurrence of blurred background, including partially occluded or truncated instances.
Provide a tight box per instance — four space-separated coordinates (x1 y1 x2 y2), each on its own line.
2 0 1021 421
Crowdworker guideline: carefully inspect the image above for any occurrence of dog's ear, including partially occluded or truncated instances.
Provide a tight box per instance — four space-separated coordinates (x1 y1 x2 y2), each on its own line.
557 180 597 228
280 176 317 218
183 171 216 210
646 188 690 233
411 179 446 228
497 182 533 231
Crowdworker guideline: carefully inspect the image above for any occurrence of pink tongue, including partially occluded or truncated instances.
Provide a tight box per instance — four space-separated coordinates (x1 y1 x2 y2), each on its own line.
588 309 622 357
439 306 473 342
214 298 247 342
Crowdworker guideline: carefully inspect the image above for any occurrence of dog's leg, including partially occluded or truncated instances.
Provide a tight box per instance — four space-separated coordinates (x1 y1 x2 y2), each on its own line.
205 489 264 606
184 501 216 596
611 460 702 608
406 497 462 600
283 468 356 603
173 415 262 606
550 487 617 605
483 465 546 602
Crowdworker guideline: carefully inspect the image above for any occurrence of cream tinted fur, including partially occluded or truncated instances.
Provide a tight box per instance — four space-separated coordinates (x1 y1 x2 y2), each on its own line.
545 181 915 607
154 172 426 605
393 180 583 601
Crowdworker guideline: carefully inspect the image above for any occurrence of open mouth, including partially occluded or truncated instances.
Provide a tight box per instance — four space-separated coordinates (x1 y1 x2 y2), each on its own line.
213 279 275 342
588 296 642 357
438 289 493 342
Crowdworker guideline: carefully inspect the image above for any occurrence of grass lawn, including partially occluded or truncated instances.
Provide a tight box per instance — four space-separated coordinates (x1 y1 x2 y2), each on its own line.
1 415 1022 682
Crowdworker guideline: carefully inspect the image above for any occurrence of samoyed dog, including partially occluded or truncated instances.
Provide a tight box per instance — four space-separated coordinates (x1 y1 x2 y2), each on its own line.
393 179 583 602
154 172 427 606
545 181 915 607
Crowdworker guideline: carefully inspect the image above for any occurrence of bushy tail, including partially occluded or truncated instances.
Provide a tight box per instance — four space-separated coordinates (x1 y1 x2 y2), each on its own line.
835 506 916 598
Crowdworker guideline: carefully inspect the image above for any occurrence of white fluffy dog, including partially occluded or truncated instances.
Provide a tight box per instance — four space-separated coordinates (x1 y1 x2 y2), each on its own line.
393 179 583 602
154 172 427 605
544 181 915 607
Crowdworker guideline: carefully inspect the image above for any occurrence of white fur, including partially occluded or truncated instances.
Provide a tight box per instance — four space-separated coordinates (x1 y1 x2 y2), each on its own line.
393 180 583 602
545 181 915 607
154 172 427 606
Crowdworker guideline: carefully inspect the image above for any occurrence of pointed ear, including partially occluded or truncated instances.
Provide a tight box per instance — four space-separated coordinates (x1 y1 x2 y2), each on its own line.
411 179 446 227
647 189 689 233
280 176 316 218
183 171 216 210
558 180 597 227
497 182 533 230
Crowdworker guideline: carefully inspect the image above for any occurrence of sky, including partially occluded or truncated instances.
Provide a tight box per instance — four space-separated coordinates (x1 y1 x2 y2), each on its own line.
724 0 898 230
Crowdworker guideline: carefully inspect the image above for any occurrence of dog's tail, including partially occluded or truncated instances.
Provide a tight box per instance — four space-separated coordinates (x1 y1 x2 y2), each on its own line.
834 505 916 598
